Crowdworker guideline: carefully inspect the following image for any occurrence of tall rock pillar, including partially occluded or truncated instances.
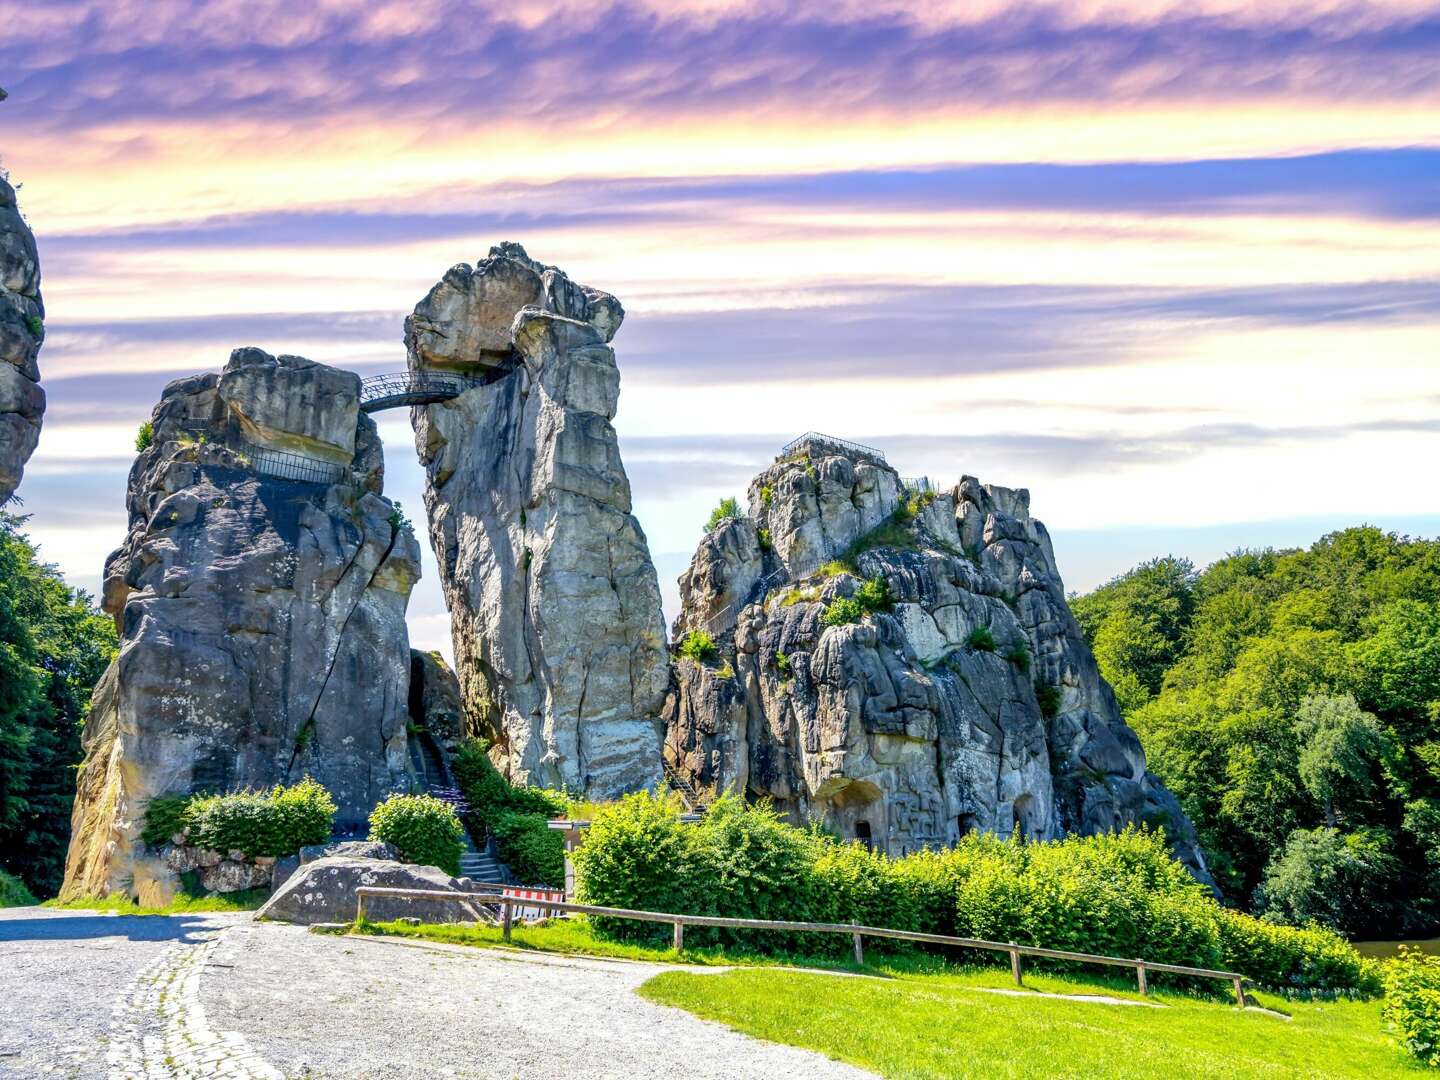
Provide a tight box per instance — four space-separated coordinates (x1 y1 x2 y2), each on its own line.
409 243 669 798
0 174 45 504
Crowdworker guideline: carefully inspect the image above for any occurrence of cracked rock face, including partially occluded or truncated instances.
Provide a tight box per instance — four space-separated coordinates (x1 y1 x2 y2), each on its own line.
409 243 669 799
61 349 421 901
664 442 1210 881
0 176 44 504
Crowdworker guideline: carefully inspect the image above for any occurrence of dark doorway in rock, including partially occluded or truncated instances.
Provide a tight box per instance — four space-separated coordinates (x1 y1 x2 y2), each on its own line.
957 813 979 839
855 820 873 850
1012 795 1035 841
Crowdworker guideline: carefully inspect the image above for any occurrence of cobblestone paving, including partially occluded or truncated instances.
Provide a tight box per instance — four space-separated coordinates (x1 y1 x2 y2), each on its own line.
106 937 282 1080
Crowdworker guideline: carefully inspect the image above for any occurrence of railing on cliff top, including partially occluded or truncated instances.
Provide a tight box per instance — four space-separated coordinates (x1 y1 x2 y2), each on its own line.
359 370 488 414
242 441 345 485
778 431 887 463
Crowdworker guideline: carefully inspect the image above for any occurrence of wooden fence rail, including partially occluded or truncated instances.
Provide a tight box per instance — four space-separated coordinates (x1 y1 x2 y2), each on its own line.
352 886 1250 1007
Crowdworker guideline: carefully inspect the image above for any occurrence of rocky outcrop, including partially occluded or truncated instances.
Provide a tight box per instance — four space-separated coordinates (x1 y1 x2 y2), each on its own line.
256 855 490 925
409 243 669 799
410 649 465 754
663 437 1209 879
61 349 422 901
0 175 44 504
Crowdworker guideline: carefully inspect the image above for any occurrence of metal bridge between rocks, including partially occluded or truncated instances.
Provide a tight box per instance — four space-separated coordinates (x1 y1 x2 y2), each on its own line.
359 370 488 413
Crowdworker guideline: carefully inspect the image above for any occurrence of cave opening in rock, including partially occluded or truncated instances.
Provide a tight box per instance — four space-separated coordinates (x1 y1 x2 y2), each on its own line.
854 820 873 850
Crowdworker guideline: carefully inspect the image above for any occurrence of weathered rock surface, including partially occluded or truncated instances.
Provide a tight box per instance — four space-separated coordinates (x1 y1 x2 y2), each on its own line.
272 840 401 894
664 439 1210 880
410 648 465 753
0 175 44 504
61 349 421 901
257 856 489 925
409 243 669 798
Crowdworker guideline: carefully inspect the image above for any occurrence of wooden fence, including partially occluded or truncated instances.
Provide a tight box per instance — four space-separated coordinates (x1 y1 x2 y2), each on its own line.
353 886 1250 1007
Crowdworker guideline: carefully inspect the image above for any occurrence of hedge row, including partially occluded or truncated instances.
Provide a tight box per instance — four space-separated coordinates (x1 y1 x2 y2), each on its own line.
1383 946 1440 1067
572 793 1381 996
451 739 565 887
141 777 336 858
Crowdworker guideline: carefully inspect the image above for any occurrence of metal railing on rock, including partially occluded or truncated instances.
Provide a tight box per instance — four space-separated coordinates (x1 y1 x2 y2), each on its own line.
359 370 488 413
243 441 345 485
900 475 934 494
778 431 887 463
352 886 1251 1006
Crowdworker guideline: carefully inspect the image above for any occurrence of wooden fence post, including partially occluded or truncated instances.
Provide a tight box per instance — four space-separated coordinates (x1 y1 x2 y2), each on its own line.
1136 961 1148 996
851 922 864 967
1232 977 1245 1008
1009 943 1022 986
673 920 684 953
502 898 513 943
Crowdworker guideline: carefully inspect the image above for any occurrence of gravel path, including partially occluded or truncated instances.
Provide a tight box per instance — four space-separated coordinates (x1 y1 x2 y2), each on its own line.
205 923 877 1079
1 908 874 1079
0 908 253 1079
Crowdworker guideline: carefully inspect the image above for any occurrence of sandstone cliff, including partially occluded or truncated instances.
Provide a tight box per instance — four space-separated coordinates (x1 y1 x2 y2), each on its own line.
409 243 668 799
664 435 1209 878
0 175 44 504
62 349 421 902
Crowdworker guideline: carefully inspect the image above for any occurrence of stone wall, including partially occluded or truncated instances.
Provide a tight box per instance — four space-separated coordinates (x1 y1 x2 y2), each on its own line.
61 349 421 901
409 243 669 799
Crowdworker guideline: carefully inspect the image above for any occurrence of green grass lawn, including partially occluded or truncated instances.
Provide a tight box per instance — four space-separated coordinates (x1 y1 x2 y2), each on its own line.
639 967 1419 1080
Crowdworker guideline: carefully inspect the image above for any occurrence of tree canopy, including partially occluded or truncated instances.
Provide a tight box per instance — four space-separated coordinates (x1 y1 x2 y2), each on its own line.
0 514 116 897
1073 527 1440 937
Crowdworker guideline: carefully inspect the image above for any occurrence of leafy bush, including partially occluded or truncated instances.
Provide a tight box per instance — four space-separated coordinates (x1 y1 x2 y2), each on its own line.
0 868 36 907
760 485 774 507
368 792 465 876
776 650 792 678
1215 907 1380 996
705 497 742 532
822 596 864 627
1003 645 1032 673
854 575 894 615
1035 681 1062 718
677 629 718 662
571 794 1376 992
1384 946 1440 1066
24 314 42 337
142 778 337 858
135 420 154 452
490 811 564 886
757 527 773 551
966 626 997 652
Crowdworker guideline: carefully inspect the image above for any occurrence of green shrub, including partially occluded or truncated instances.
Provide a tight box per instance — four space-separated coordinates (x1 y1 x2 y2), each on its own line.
142 778 337 858
24 314 42 337
678 629 718 662
1384 946 1440 1066
368 792 465 876
1034 681 1062 718
822 596 864 627
1215 907 1380 996
776 650 792 678
818 560 849 578
760 485 774 507
135 420 154 452
966 626 997 652
705 497 742 532
854 575 893 615
0 869 37 907
1003 645 1031 673
491 811 564 886
841 516 916 567
757 527 773 551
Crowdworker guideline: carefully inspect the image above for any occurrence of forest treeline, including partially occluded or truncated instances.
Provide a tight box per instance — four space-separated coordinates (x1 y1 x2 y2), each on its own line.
1073 526 1440 938
0 514 115 897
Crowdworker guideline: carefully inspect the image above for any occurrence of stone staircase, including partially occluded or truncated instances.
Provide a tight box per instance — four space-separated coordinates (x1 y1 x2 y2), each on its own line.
408 729 513 886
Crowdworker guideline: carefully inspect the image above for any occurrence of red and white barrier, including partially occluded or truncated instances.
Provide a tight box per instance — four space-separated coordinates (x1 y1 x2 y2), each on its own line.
502 886 567 922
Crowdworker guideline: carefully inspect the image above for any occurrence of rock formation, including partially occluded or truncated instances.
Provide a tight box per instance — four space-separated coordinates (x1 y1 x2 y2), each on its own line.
408 243 669 799
664 435 1210 879
61 348 422 902
0 174 44 504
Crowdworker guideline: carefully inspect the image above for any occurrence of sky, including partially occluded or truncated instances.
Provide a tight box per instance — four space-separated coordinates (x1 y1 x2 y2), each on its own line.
2 0 1438 657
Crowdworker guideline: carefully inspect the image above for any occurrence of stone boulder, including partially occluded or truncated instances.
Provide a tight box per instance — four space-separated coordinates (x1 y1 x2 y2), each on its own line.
272 840 401 894
257 856 490 925
409 243 669 799
61 349 421 902
0 175 44 504
664 442 1211 882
